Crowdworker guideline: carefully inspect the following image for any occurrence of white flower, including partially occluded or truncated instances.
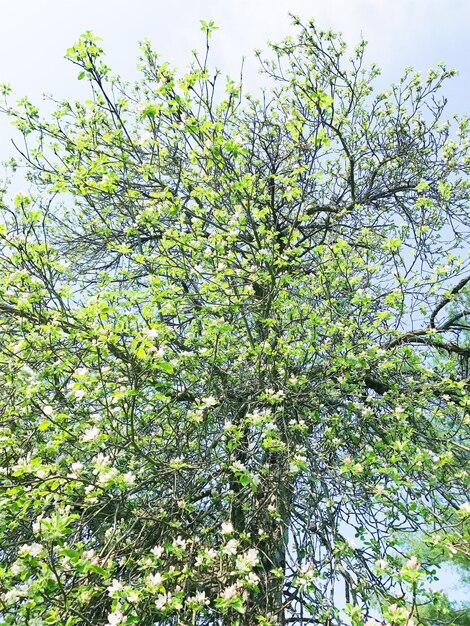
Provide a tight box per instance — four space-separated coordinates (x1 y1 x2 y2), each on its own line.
246 572 260 585
201 396 218 408
186 590 209 608
19 543 43 557
172 535 187 549
155 592 171 609
221 521 234 535
43 405 54 416
405 556 420 570
136 101 147 113
81 426 100 442
345 537 356 550
264 421 278 432
222 538 239 556
127 590 139 603
459 502 470 514
83 549 96 560
143 327 159 339
107 609 125 625
231 460 247 473
205 548 217 559
221 584 239 600
107 579 124 596
151 545 164 558
139 131 153 144
236 548 259 571
13 453 31 471
192 409 204 423
243 548 259 567
71 461 84 473
3 582 31 602
93 453 110 468
146 572 163 589
72 388 87 400
97 468 119 486
169 456 184 468
122 472 136 486
10 561 23 575
375 559 388 571
299 562 315 575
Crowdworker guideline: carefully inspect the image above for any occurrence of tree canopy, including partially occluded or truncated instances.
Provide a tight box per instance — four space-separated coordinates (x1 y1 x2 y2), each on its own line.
0 17 469 626
404 532 470 626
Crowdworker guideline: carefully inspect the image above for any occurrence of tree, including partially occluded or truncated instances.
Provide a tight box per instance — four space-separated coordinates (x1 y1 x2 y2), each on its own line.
397 523 469 626
0 17 469 626
397 298 470 626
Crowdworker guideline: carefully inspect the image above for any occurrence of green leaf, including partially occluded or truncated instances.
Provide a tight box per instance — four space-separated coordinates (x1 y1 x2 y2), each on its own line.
158 360 174 374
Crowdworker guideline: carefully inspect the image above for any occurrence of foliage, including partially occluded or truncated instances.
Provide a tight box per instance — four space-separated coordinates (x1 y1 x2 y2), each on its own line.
0 17 469 626
409 294 470 625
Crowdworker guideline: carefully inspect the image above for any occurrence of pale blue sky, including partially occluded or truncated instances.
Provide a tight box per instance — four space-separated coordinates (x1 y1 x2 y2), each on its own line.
0 0 469 114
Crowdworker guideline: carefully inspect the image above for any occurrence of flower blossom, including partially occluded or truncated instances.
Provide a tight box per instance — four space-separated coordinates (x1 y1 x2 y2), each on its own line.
155 592 172 610
81 426 100 442
122 472 136 486
236 548 259 572
151 545 164 558
19 543 43 558
201 396 218 408
146 572 163 590
222 538 239 556
405 556 420 569
221 521 234 535
172 535 187 549
106 609 125 625
106 579 124 596
220 584 239 600
186 590 209 608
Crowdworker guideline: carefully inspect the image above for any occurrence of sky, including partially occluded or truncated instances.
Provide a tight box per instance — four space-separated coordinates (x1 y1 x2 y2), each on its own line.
0 1 469 157
0 0 469 115
0 0 468 603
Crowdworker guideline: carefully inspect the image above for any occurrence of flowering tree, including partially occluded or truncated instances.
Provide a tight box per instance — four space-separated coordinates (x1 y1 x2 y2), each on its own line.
0 17 469 626
399 530 470 625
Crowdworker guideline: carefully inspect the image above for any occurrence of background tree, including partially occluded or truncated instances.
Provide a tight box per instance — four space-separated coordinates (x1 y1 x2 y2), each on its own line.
395 520 469 626
0 17 469 626
397 293 470 626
